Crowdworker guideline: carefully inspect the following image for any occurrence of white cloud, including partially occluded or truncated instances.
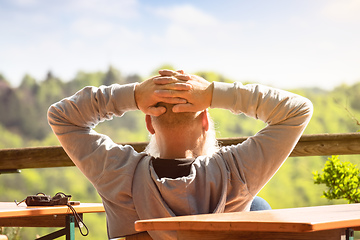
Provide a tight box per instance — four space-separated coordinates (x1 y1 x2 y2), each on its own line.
71 18 114 37
322 0 360 22
69 0 140 19
1 0 359 90
154 4 218 27
150 4 245 50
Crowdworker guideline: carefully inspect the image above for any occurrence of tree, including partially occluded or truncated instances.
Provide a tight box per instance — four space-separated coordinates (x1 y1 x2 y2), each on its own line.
125 74 141 84
19 74 39 96
0 79 22 129
102 66 123 85
313 155 360 203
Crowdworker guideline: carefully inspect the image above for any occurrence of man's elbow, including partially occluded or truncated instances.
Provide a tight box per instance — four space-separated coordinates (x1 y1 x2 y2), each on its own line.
303 98 314 118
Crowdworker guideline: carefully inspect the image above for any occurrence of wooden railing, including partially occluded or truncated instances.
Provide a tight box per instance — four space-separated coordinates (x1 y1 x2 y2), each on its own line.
0 133 359 172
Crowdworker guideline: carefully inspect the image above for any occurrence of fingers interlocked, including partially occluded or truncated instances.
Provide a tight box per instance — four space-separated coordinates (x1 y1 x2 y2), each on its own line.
135 69 212 116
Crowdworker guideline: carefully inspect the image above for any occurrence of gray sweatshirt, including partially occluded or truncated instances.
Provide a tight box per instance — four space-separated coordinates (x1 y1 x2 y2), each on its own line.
47 81 313 239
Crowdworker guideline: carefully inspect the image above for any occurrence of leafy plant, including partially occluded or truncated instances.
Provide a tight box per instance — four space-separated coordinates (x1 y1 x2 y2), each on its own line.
313 155 360 203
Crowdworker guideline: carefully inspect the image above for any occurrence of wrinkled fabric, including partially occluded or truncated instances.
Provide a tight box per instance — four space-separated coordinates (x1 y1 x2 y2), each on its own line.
48 82 313 239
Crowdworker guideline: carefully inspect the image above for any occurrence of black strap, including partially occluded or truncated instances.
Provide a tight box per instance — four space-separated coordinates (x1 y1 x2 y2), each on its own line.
66 202 89 236
55 192 89 236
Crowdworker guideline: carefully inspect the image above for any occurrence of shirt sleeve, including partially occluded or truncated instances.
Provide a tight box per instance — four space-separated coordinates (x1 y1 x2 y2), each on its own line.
211 81 313 196
47 83 143 187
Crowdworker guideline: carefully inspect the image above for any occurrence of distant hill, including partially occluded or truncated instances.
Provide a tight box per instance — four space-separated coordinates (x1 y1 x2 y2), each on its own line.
0 66 359 240
1 66 359 146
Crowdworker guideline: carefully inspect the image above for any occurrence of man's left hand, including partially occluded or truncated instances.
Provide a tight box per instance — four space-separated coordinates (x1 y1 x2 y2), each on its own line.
134 75 192 116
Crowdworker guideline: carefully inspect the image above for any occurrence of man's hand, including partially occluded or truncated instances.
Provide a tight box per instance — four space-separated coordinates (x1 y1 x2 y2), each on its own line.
134 75 191 116
154 70 213 113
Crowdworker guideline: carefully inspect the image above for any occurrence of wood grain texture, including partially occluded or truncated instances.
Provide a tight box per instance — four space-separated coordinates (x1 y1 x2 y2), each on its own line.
177 229 345 240
0 214 72 227
0 202 104 219
0 133 359 170
135 203 360 233
0 202 104 228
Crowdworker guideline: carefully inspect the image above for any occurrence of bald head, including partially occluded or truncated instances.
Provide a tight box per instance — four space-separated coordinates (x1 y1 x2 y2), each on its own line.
150 102 201 129
145 102 219 158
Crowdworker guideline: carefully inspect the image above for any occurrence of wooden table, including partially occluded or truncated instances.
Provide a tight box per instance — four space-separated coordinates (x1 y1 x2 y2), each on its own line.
135 203 360 240
0 202 104 240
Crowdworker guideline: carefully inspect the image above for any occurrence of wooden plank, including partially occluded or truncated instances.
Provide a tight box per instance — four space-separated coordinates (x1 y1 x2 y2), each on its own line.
0 142 146 170
135 203 360 233
0 214 68 227
0 146 73 169
0 133 359 170
0 202 104 218
177 229 345 240
0 214 84 228
219 133 360 157
290 133 360 157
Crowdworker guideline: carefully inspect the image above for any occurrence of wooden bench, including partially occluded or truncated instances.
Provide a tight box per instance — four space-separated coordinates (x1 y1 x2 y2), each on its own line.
0 202 104 240
135 203 360 240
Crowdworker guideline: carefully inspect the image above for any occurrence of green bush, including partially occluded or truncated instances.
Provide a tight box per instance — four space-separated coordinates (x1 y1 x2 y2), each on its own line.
313 155 360 203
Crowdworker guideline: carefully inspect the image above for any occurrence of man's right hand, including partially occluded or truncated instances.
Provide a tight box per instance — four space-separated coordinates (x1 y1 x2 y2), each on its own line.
134 75 192 116
154 70 214 113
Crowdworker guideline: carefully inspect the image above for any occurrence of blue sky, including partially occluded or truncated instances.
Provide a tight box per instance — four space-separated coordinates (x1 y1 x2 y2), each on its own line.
0 0 359 89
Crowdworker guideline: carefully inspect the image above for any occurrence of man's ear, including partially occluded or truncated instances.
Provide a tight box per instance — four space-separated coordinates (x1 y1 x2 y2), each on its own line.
201 110 209 132
145 115 156 134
